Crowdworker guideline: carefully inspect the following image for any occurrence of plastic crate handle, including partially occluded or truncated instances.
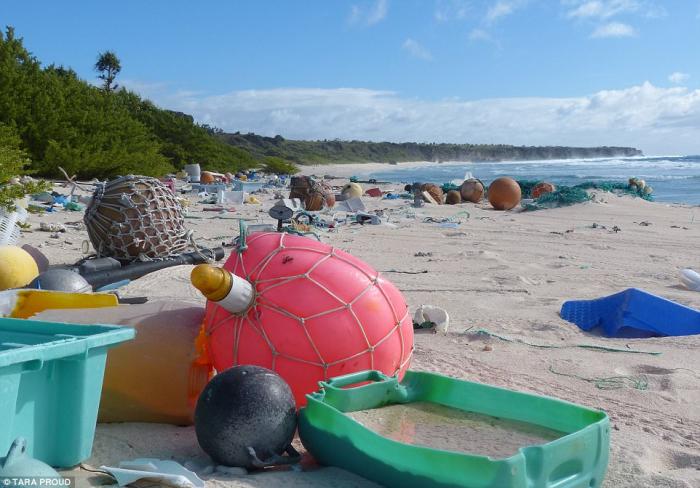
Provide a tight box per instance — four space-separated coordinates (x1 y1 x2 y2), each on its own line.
323 370 392 389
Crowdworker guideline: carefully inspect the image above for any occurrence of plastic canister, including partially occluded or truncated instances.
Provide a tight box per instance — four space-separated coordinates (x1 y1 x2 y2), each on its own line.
184 164 201 183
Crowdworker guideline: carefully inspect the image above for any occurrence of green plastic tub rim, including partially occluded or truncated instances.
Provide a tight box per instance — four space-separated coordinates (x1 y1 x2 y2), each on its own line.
299 370 610 488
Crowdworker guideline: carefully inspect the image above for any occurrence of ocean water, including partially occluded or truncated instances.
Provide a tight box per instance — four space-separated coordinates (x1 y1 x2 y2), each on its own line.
364 155 700 205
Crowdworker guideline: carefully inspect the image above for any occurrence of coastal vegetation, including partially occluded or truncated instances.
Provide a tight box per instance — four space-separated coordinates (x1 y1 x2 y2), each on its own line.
219 132 642 165
0 27 256 179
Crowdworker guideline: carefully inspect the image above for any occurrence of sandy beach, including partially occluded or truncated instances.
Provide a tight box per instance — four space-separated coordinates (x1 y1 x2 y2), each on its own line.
16 162 699 488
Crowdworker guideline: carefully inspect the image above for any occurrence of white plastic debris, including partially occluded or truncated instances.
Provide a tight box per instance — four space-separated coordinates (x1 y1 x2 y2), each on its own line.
680 268 700 291
335 197 366 213
101 458 205 488
0 207 28 246
217 190 245 205
414 305 450 334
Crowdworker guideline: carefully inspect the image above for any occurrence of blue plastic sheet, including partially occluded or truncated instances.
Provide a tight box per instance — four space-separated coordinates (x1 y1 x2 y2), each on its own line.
560 288 700 337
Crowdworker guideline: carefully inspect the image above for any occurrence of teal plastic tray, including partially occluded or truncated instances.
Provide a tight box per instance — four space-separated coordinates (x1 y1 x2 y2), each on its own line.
0 317 134 468
299 370 610 488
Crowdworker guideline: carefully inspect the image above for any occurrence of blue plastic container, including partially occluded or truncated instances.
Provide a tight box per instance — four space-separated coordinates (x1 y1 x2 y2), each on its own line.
561 288 700 337
0 317 134 467
232 181 264 192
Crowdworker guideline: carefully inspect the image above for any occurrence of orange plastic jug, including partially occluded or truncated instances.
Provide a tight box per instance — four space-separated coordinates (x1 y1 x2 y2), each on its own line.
33 301 212 425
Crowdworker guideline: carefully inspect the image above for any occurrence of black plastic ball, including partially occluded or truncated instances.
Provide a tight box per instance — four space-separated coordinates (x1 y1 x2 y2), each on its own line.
194 365 297 468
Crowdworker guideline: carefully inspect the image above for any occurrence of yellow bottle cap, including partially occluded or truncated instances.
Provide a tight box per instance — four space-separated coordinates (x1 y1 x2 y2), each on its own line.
191 264 232 302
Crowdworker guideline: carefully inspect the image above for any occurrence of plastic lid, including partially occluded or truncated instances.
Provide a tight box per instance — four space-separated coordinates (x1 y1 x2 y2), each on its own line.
191 265 232 302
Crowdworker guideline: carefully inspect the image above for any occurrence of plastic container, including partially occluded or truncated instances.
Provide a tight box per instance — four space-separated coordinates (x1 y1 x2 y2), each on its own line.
34 302 210 425
0 207 28 247
0 317 134 467
299 370 610 488
561 287 700 337
232 181 264 192
184 164 201 183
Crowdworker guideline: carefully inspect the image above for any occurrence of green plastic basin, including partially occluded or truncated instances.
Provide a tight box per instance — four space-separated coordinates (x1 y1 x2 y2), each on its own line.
299 370 609 488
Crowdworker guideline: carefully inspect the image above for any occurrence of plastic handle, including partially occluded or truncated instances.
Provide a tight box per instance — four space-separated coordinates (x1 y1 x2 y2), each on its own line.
324 370 392 389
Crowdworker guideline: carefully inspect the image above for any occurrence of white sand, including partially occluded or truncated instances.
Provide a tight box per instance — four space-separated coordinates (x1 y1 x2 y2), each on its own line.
17 164 700 487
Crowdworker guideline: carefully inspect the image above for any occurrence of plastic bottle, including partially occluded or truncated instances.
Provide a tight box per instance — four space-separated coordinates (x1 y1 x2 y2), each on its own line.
191 264 254 313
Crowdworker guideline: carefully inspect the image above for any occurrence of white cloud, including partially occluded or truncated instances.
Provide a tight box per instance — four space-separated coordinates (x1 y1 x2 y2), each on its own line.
129 82 700 155
434 0 470 22
349 0 388 26
486 1 518 22
591 21 636 37
469 29 493 41
402 39 433 61
668 72 690 84
563 1 665 37
565 0 640 19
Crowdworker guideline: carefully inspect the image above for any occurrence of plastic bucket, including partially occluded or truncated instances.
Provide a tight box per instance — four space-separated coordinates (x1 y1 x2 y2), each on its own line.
184 164 201 183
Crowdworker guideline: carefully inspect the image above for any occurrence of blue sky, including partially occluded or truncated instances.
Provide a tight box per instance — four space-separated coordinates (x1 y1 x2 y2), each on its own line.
2 0 700 154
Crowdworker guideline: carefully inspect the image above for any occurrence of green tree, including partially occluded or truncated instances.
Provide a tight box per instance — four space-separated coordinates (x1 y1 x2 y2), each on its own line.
0 27 263 179
0 124 48 210
260 156 299 175
94 50 121 92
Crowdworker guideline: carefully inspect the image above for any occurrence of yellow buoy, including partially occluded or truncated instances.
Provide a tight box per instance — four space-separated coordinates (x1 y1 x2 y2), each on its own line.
341 182 363 199
0 246 39 291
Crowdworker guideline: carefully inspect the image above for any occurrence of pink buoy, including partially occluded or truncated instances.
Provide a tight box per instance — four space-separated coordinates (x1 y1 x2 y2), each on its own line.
201 232 414 406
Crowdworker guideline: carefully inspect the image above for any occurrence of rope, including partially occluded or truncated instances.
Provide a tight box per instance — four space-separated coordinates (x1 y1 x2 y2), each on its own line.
471 328 661 355
548 365 649 390
423 211 470 225
237 220 249 254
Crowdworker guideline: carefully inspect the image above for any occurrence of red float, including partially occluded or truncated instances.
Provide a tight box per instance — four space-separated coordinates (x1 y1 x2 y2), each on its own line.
202 232 414 406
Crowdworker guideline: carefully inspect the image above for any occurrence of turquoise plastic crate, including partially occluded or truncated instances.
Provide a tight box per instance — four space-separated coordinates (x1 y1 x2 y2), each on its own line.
0 317 134 468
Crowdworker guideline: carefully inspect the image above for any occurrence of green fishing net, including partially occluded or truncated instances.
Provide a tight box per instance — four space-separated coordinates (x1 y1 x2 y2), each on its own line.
519 179 654 211
440 182 460 193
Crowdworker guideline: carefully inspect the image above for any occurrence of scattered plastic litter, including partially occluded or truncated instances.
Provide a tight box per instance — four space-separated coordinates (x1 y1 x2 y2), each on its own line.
39 222 66 233
0 438 60 479
335 197 366 213
101 458 204 488
413 305 449 334
355 212 381 225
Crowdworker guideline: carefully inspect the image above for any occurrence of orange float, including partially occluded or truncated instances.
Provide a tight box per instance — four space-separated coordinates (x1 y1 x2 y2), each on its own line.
460 179 484 203
488 177 521 210
200 171 216 184
445 190 462 205
421 183 444 204
193 232 414 407
532 182 556 199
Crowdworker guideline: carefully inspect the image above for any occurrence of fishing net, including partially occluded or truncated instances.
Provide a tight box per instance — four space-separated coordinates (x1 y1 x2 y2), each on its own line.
440 182 460 193
516 180 541 199
519 179 654 211
84 175 191 262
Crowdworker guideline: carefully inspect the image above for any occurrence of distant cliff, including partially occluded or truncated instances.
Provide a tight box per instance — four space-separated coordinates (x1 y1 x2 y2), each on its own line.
218 132 643 165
